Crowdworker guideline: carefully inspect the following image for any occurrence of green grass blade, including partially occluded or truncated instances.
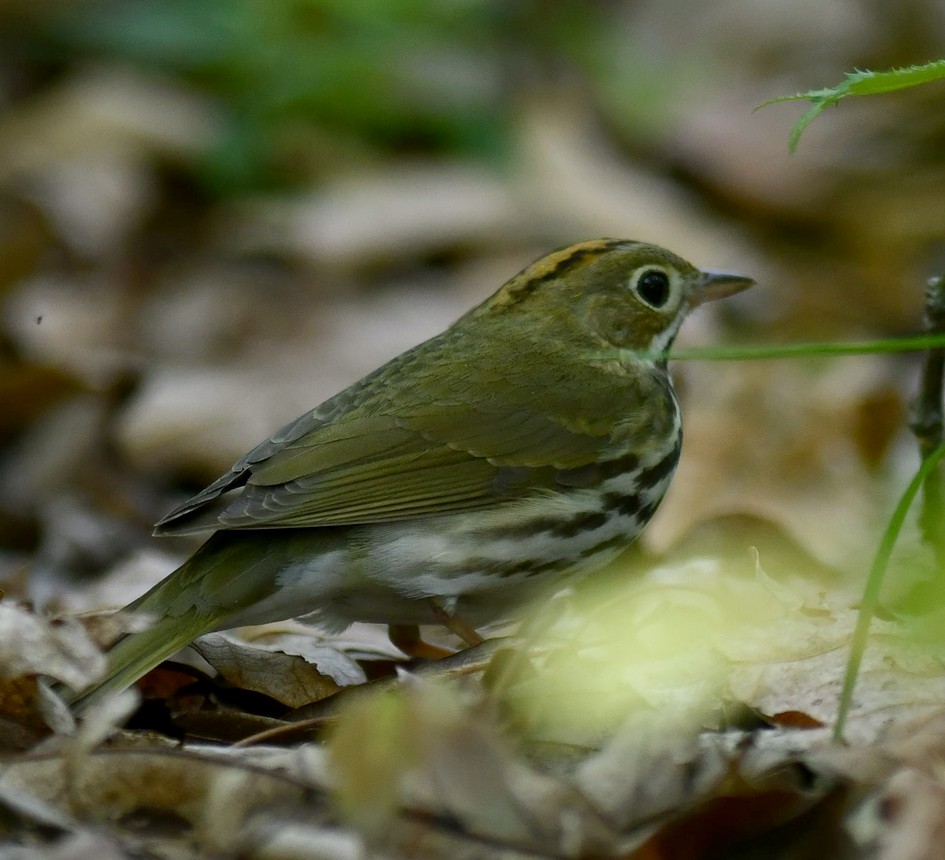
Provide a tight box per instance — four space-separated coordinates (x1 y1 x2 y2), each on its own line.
592 333 945 363
833 441 945 742
670 333 945 361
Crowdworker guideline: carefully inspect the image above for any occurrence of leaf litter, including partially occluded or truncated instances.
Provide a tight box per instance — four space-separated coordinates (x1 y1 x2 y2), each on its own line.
1 10 943 854
3 520 945 859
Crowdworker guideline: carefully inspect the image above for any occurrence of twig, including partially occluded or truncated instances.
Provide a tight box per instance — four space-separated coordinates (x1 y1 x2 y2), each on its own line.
909 274 945 566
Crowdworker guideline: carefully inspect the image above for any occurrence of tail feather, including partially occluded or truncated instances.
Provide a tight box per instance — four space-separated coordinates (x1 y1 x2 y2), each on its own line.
62 530 292 712
64 612 212 712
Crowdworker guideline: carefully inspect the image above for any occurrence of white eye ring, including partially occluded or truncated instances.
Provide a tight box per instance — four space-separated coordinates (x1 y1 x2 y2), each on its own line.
629 265 681 311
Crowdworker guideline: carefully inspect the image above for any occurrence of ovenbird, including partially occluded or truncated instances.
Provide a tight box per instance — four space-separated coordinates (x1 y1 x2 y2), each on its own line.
66 239 752 709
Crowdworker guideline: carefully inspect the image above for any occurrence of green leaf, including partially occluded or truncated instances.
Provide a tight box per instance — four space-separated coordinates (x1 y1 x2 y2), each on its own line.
758 59 945 152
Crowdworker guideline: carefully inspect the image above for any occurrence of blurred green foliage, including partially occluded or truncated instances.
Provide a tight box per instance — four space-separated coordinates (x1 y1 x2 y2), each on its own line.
21 0 624 193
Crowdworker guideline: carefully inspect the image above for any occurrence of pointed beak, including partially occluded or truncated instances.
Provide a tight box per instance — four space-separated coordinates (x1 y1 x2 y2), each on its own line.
691 270 755 306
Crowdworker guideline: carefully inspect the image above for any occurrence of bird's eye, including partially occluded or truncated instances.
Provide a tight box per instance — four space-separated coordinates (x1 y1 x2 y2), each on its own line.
635 269 672 308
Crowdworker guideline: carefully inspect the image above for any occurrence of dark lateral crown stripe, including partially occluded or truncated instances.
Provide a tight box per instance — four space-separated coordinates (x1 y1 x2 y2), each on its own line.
506 239 627 303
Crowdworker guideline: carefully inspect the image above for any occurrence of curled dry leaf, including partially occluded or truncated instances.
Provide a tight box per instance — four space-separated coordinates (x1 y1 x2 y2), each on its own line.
234 630 368 687
191 631 363 708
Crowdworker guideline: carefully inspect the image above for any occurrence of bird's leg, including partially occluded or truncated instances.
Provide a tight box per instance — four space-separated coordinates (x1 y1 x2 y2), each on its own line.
387 600 484 660
388 624 453 660
427 598 484 647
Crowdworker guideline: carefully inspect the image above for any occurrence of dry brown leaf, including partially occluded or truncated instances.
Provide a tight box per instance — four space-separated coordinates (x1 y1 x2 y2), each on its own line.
574 708 731 833
327 678 619 856
732 712 945 860
228 162 520 268
0 602 105 690
233 629 368 687
847 767 945 860
192 631 348 708
0 747 317 856
0 65 220 256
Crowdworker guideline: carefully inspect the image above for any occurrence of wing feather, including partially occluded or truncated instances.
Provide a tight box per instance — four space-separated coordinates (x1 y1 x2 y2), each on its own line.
154 326 665 536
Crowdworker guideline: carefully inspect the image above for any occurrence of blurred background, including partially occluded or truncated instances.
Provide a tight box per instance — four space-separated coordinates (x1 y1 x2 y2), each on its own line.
1 0 944 612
